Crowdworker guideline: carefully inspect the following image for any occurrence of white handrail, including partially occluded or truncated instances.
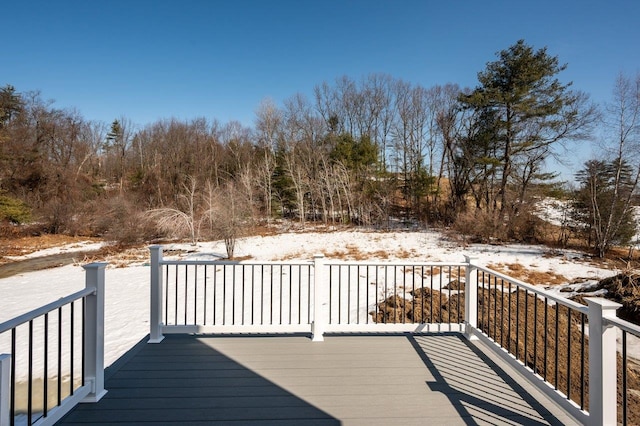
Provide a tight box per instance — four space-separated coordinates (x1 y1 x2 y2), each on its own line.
475 265 589 314
0 287 95 334
605 315 640 336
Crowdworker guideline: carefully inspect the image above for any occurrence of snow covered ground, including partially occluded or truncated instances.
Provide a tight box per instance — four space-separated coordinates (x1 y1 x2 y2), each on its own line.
0 228 630 381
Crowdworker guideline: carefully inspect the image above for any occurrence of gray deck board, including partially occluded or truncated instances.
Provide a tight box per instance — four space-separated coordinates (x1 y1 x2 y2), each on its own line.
57 334 580 425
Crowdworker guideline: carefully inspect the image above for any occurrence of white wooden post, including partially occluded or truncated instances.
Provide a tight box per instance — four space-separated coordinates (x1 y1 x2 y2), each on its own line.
586 297 621 426
0 354 9 426
464 255 479 340
82 262 108 403
312 254 325 342
149 246 165 343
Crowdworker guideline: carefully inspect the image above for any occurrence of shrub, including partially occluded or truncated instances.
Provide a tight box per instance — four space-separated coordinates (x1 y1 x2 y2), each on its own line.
0 195 31 224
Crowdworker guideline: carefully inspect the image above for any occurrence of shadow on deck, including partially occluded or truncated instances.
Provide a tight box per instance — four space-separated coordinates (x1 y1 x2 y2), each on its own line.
57 334 580 425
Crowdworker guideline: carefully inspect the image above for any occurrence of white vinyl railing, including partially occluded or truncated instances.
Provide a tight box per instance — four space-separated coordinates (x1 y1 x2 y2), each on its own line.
0 263 107 426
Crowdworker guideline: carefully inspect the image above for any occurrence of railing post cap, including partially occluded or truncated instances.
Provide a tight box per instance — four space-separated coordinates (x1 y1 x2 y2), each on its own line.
313 253 325 259
584 297 622 310
149 245 163 250
82 262 108 271
464 255 479 264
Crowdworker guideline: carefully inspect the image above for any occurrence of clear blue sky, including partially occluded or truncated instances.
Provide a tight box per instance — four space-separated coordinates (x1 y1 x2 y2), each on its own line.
3 0 639 132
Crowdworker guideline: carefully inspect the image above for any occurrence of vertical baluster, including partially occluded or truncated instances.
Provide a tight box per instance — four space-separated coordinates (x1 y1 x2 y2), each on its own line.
580 313 585 410
524 289 528 366
623 330 628 426
500 279 504 348
567 307 571 400
44 313 48 417
28 320 33 425
515 286 520 361
11 328 16 426
533 293 538 375
194 265 198 325
555 304 559 389
70 303 74 397
204 265 208 325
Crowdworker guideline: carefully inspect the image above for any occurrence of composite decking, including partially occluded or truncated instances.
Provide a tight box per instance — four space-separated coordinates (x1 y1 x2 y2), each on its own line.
57 333 580 425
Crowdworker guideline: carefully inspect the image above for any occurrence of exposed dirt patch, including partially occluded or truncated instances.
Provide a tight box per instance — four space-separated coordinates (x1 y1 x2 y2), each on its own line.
489 262 568 285
0 235 100 264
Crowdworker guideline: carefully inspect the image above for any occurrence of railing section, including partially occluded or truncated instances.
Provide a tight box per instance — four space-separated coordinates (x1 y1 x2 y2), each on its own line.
149 246 469 340
467 259 640 426
0 263 106 426
322 260 468 334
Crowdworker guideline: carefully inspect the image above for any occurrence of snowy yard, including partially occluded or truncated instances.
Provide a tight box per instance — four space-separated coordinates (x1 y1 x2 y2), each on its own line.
0 228 620 376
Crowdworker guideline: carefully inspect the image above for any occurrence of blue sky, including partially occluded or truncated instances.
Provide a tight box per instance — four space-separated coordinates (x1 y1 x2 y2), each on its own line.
3 0 639 134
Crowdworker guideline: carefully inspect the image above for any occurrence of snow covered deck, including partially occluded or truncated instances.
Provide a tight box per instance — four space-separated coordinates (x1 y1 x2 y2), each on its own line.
57 333 579 425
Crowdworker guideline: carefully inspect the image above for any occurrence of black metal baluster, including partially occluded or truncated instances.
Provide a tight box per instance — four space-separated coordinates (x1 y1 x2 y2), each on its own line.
164 264 169 326
544 299 548 381
430 266 434 323
184 265 188 324
438 267 442 323
242 265 246 326
28 320 33 425
44 313 49 417
493 276 498 342
500 279 505 348
223 265 227 325
457 266 462 324
82 298 86 387
515 287 520 361
194 265 198 324
347 265 351 324
375 266 381 324
384 266 388 324
394 266 398 323
203 265 208 324
233 265 237 326
357 265 361 324
623 330 628 426
580 313 585 410
260 265 265 325
524 289 528 367
507 282 512 353
411 266 415 324
213 266 218 325
448 266 452 324
298 265 302 325
480 272 485 333
70 303 75 397
308 265 312 324
174 265 178 325
566 307 571 400
270 265 275 324
421 266 425 325
555 304 559 389
11 328 16 426
533 293 538 375
57 307 62 406
402 266 406 324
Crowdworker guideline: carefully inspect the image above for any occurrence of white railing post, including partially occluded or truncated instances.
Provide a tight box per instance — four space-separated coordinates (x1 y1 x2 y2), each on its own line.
82 262 108 403
464 255 479 340
149 246 165 343
312 254 326 342
0 354 9 426
586 297 621 426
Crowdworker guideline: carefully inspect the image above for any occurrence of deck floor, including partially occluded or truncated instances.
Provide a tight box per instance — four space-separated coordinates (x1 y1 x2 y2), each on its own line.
58 333 579 425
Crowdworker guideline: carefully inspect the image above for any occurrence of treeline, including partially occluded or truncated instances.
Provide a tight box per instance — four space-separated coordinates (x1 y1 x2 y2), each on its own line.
0 40 638 257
